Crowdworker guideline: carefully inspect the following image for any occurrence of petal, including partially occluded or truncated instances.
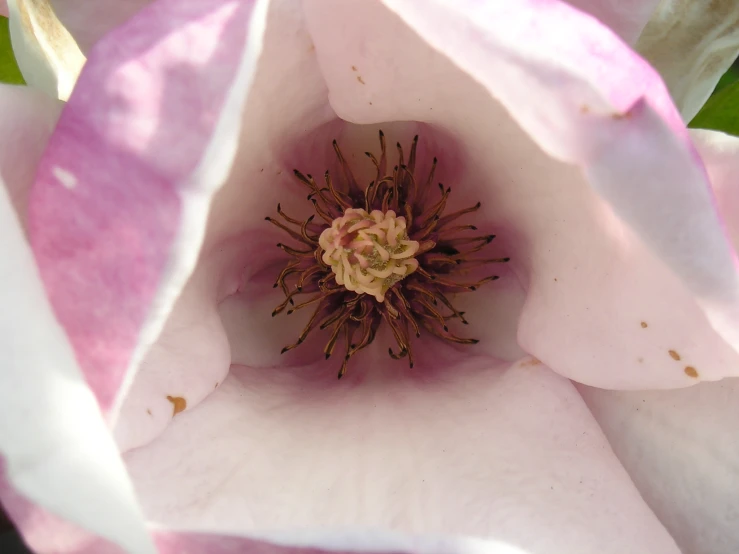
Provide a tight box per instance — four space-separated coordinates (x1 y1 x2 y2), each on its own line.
7 0 85 100
302 0 739 389
564 0 660 44
111 0 342 450
578 379 739 554
635 0 739 122
113 253 231 452
0 175 153 553
125 359 679 554
690 128 739 253
0 84 61 228
28 0 267 418
48 0 154 53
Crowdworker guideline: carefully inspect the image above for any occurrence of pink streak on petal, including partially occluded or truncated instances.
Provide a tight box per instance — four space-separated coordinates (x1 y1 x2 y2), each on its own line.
28 0 253 414
153 529 523 554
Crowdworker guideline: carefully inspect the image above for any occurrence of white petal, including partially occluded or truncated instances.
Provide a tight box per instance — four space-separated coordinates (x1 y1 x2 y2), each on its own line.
564 0 661 44
579 379 739 554
0 84 61 230
125 358 680 554
7 0 85 100
690 128 739 254
635 0 739 121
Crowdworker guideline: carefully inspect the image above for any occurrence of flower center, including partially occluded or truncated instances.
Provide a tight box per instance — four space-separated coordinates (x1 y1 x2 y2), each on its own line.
266 131 509 379
319 208 420 302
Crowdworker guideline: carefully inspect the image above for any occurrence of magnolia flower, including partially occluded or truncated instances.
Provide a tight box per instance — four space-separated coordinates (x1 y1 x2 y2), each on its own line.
1 1 739 553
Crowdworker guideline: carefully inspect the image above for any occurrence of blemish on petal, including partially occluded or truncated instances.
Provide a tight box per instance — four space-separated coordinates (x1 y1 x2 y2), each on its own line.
637 357 644 363
668 350 681 361
357 75 365 85
580 104 590 113
215 382 219 389
52 166 78 190
520 357 541 367
611 111 633 120
640 321 648 328
166 396 187 416
146 409 152 416
351 65 357 71
684 366 699 378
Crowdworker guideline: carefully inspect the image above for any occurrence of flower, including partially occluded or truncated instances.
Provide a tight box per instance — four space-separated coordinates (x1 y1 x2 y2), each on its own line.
269 132 508 378
1 1 739 553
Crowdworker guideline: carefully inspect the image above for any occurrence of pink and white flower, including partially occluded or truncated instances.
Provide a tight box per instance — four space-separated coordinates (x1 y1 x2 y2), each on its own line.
1 1 739 553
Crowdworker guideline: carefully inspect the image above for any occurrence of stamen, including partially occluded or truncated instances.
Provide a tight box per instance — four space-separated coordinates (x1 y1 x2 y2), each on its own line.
268 131 506 379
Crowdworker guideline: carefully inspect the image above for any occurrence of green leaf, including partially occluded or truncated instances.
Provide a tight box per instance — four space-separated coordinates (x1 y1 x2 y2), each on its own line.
689 80 739 136
0 16 25 85
712 67 739 95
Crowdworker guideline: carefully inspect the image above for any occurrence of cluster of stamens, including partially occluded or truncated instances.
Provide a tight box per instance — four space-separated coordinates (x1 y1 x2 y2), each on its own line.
267 131 508 379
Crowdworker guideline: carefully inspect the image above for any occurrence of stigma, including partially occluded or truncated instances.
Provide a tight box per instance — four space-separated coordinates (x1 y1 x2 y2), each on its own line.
319 208 419 302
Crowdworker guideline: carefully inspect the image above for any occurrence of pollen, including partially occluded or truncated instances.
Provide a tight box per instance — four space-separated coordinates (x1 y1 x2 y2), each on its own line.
319 208 420 302
266 131 508 379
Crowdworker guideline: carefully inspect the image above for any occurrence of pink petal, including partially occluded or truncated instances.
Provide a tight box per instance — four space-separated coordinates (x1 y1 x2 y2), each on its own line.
578 378 739 554
564 0 660 44
0 84 61 228
124 358 679 554
28 0 264 417
48 0 154 52
110 0 344 450
302 0 739 389
0 175 152 552
635 0 739 121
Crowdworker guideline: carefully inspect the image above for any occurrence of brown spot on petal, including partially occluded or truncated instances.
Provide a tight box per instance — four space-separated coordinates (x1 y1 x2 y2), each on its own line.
166 396 187 416
146 409 152 416
668 350 681 361
637 357 644 363
357 75 365 85
612 111 633 120
580 104 590 113
520 357 542 367
684 366 699 378
640 321 648 328
351 65 357 71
